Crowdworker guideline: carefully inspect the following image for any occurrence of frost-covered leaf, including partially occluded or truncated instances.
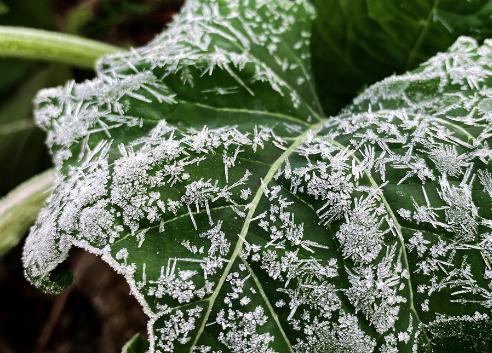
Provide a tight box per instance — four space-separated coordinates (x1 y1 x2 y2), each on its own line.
311 0 492 114
22 1 492 352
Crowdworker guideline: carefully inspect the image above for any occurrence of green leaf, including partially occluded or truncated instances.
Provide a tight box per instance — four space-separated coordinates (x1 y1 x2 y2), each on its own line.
22 1 492 353
0 0 94 197
0 65 69 196
0 2 9 16
311 0 492 114
0 0 57 196
122 333 150 353
0 0 55 29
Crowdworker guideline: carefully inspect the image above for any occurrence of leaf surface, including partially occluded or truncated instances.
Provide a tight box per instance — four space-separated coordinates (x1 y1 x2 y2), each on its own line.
23 1 492 352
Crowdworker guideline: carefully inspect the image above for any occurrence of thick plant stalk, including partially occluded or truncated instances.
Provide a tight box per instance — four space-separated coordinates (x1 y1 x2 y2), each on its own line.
0 169 54 256
0 26 119 69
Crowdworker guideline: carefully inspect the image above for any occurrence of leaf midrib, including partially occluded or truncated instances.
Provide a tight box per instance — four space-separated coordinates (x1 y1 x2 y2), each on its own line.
188 120 325 351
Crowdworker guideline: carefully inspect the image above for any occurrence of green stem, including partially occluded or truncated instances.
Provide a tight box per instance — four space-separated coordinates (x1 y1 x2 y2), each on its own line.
0 169 54 256
0 26 119 69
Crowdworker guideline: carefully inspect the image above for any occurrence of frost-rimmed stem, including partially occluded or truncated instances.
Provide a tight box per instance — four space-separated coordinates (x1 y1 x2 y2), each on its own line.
0 169 54 256
0 26 119 69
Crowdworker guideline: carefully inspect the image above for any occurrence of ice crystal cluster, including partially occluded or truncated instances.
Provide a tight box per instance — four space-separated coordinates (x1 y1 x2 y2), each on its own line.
22 0 492 352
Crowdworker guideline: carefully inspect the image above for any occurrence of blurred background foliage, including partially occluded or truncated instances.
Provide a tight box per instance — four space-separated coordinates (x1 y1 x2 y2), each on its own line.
311 0 492 114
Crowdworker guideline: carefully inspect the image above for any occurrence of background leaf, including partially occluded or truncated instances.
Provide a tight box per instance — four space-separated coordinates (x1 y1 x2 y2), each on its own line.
0 65 69 195
122 333 149 353
0 0 63 196
0 0 56 92
311 0 492 114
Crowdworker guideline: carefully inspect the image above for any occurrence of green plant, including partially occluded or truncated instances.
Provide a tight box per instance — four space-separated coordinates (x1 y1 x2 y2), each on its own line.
3 0 492 352
311 0 492 113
